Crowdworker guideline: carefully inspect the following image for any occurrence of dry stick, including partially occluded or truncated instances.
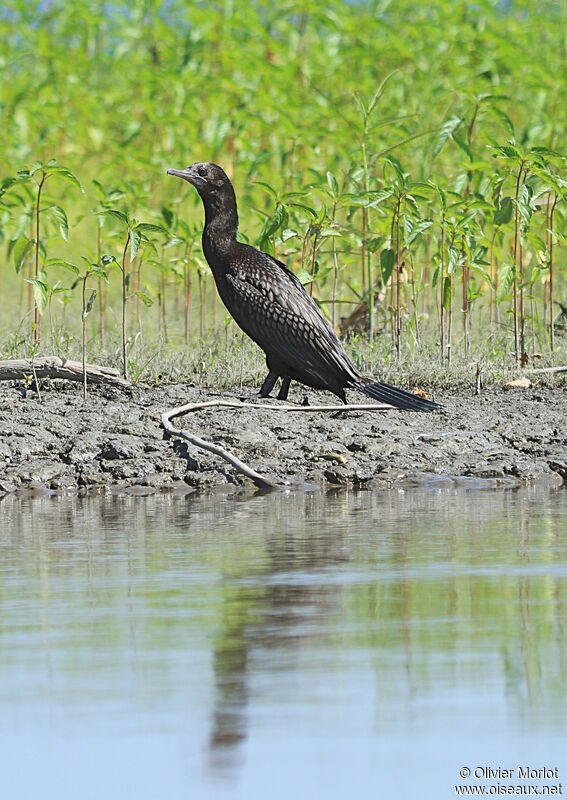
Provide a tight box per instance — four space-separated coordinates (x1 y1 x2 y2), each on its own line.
0 357 129 386
161 399 392 490
527 365 567 375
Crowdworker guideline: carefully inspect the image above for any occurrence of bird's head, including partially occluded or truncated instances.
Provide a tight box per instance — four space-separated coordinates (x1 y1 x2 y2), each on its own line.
167 162 231 199
167 161 238 234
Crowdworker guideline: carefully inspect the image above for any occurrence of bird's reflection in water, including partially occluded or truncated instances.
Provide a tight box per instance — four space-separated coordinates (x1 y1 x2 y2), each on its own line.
208 631 249 773
205 492 351 777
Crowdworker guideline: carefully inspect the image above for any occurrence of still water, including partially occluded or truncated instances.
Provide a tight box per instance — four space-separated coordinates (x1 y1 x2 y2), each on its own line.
1 485 566 799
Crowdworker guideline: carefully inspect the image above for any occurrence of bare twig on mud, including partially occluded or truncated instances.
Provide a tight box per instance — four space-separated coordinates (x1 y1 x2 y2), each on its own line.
0 357 129 387
161 398 391 490
527 365 567 375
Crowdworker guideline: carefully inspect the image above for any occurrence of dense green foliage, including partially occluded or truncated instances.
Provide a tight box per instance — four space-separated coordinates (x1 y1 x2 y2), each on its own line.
1 0 566 379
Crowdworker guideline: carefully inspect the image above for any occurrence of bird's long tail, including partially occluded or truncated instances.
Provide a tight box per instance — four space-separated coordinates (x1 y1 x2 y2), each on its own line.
352 379 441 412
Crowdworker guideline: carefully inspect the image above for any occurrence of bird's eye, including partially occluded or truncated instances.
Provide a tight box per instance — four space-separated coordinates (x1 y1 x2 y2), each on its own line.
197 166 207 177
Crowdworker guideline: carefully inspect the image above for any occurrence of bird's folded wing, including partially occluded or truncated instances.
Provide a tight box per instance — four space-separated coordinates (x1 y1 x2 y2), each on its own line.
225 257 355 381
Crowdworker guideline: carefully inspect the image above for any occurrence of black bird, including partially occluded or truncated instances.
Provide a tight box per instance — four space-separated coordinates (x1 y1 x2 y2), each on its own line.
167 162 440 412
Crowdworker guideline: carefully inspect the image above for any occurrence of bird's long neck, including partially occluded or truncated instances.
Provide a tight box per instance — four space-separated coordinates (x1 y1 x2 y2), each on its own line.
201 187 239 263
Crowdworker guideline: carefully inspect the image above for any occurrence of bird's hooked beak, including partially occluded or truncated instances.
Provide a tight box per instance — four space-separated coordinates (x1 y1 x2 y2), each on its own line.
167 166 207 187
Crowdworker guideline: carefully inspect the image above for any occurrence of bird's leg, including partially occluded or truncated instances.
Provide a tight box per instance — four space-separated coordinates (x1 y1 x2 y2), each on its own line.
258 369 279 398
276 376 291 401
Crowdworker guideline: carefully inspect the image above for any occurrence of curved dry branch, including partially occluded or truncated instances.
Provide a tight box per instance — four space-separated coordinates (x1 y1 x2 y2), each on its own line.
161 398 391 490
0 357 129 387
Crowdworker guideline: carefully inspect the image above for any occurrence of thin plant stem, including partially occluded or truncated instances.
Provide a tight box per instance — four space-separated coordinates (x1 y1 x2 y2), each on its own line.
82 276 87 400
549 192 558 352
121 232 130 380
512 162 525 362
97 224 105 346
34 172 46 343
395 195 402 360
440 218 445 365
331 202 338 329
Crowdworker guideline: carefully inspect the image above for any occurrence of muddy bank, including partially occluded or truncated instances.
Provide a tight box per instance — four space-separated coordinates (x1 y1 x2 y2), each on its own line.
0 380 566 496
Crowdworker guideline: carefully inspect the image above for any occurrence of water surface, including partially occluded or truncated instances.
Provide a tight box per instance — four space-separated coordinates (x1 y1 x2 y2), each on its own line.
1 486 566 798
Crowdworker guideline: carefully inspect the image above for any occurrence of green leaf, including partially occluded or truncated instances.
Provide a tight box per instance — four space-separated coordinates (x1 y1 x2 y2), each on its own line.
0 177 18 197
326 171 339 196
491 144 522 160
83 289 97 319
48 205 69 240
447 246 461 275
433 116 462 158
280 228 298 242
46 166 83 192
296 269 314 285
287 202 317 217
364 189 394 208
12 235 34 273
252 180 278 199
102 208 129 226
130 229 142 262
380 248 395 283
45 258 80 275
405 219 433 245
92 179 105 201
161 207 176 229
489 107 515 137
469 263 494 289
91 264 109 281
530 146 561 158
101 254 117 266
494 196 513 226
26 278 49 314
134 222 168 235
263 204 288 238
452 132 474 162
442 276 452 311
497 262 515 302
135 290 153 307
